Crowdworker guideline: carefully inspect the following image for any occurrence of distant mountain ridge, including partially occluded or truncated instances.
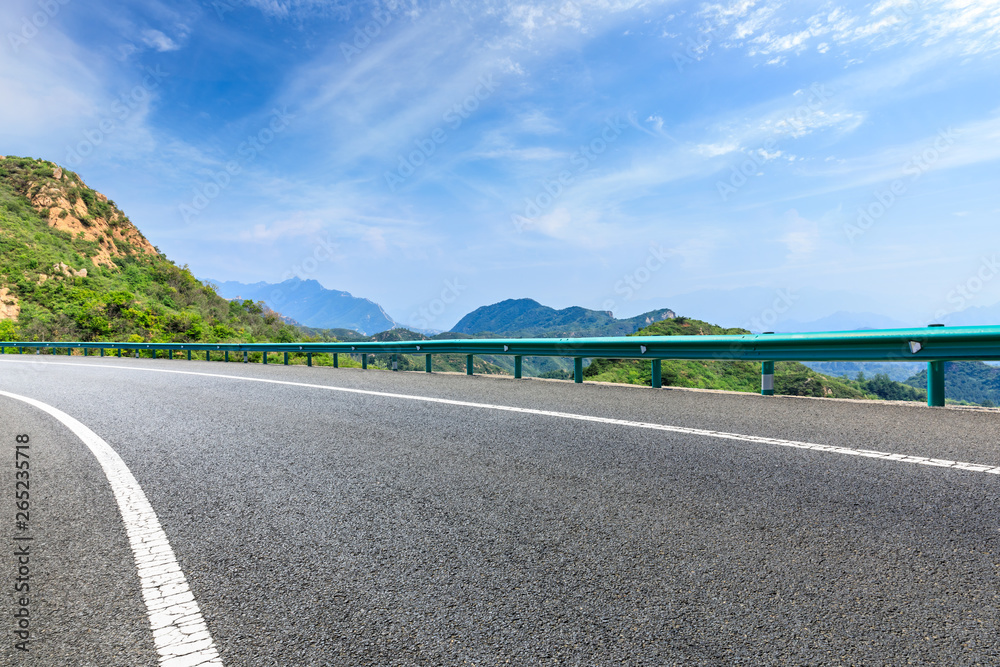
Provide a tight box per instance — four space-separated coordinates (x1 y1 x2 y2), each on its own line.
451 298 676 337
208 278 398 335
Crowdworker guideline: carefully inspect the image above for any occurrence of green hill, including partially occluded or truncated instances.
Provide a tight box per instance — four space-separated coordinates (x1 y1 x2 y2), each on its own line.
904 362 1000 406
584 316 925 401
802 361 923 383
451 298 676 338
0 156 300 345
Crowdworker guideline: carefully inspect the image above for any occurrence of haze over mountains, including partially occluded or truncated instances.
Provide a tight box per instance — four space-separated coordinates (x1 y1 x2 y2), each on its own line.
208 278 399 336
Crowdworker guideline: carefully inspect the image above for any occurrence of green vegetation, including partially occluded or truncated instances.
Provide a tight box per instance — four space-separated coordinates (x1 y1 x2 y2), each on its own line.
802 361 923 383
904 362 1000 406
0 156 300 345
583 316 923 401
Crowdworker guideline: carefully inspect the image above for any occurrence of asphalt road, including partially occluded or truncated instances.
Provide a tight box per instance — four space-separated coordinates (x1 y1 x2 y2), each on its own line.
1 355 998 666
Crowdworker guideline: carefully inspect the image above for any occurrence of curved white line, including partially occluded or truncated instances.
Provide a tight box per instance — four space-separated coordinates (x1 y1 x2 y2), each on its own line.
0 389 223 666
2 358 999 476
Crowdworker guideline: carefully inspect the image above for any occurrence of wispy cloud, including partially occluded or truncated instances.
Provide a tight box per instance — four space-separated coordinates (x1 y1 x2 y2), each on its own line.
141 28 180 52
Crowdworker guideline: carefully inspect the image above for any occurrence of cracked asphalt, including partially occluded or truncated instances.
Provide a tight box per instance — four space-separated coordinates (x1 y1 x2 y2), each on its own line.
1 355 998 665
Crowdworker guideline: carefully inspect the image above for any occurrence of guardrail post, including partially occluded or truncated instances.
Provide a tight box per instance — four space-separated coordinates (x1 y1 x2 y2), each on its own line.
514 356 522 379
761 361 775 396
574 357 583 383
392 354 398 371
83 348 88 357
243 351 248 364
187 350 191 361
100 348 104 357
307 352 312 367
651 359 662 388
284 352 289 365
362 354 367 370
263 351 268 365
205 351 210 362
333 353 338 368
466 355 474 375
926 324 946 407
225 351 229 362
117 348 121 357
928 360 946 407
425 354 432 373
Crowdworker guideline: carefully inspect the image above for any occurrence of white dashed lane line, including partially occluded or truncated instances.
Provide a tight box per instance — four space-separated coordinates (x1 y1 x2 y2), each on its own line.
0 389 223 667
3 358 999 476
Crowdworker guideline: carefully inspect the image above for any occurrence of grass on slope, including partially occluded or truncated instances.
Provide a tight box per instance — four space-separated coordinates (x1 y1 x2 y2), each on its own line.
0 156 300 344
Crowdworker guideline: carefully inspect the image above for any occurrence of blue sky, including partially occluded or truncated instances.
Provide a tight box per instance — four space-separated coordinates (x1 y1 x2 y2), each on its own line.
3 0 1000 331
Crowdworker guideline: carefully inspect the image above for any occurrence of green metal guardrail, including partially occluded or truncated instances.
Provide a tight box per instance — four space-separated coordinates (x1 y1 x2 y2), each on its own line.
2 324 998 407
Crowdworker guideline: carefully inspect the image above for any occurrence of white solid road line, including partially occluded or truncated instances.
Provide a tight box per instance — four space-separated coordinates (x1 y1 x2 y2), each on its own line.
0 389 223 667
3 358 1000 476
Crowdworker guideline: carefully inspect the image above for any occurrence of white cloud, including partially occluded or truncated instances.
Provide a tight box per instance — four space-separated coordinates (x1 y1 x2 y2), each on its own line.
141 29 180 52
704 0 1000 63
697 141 741 157
240 216 325 242
241 0 353 20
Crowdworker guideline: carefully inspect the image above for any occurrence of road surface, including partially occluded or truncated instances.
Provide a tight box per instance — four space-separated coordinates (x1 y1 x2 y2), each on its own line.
1 355 998 665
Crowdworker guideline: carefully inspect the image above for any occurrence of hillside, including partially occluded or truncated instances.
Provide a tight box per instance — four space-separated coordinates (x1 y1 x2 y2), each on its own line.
451 298 676 337
583 316 925 401
802 361 923 383
209 278 399 335
904 361 1000 406
0 156 300 345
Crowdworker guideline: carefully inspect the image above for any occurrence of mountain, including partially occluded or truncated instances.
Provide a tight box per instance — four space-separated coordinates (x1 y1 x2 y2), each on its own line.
207 278 398 335
936 303 1000 327
904 361 1000 406
0 156 299 344
451 298 676 337
775 311 912 333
